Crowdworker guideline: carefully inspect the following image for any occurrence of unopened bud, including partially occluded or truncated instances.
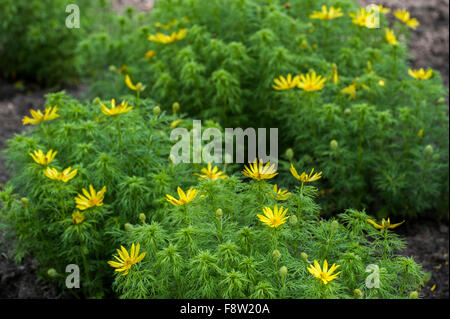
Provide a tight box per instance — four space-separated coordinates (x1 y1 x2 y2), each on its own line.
354 289 363 297
279 266 288 277
172 102 180 114
425 145 434 156
330 140 338 152
168 154 175 165
344 108 351 117
124 223 134 231
153 106 161 116
289 215 298 226
93 97 101 105
300 252 308 263
215 208 223 218
139 213 146 224
331 220 339 230
285 148 294 161
47 268 58 278
108 65 117 73
272 250 281 262
437 97 445 105
21 197 29 207
409 291 419 299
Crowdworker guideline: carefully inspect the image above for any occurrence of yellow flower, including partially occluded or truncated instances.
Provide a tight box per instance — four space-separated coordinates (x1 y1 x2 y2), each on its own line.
272 184 291 201
145 50 155 59
125 75 145 92
349 8 376 28
340 83 358 99
44 167 78 183
377 5 390 14
166 186 199 206
108 243 146 276
72 211 85 225
308 260 341 284
170 119 183 129
242 159 278 181
118 64 128 74
149 29 187 44
257 205 290 228
272 74 299 91
394 9 419 29
384 28 398 45
100 99 134 116
417 129 424 137
310 5 343 20
328 63 339 85
408 68 433 80
378 79 385 86
22 106 60 125
195 163 227 180
75 185 107 211
29 149 57 166
367 218 405 230
297 71 326 92
290 164 322 183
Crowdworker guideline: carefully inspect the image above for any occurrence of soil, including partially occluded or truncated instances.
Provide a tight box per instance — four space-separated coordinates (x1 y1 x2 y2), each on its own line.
0 0 448 299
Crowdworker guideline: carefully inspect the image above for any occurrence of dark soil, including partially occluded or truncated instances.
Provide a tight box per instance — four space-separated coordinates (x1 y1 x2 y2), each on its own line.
0 0 449 299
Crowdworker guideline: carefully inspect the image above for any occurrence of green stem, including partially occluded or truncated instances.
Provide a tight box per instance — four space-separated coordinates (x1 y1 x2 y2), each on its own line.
147 114 157 154
58 182 66 219
114 117 123 156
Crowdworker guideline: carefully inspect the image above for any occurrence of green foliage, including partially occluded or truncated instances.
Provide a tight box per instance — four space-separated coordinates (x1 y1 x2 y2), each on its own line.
0 0 111 86
110 177 425 299
0 91 196 297
77 0 449 219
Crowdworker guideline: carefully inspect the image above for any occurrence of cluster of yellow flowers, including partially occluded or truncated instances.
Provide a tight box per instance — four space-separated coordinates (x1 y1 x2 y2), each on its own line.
271 6 429 99
106 159 405 285
272 72 326 92
148 28 187 44
24 98 131 225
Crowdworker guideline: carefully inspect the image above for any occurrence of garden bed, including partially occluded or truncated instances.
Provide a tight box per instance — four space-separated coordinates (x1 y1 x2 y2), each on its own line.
0 0 449 299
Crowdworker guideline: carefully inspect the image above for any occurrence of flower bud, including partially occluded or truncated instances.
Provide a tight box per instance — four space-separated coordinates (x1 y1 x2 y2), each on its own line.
300 252 309 263
168 154 176 165
279 266 288 278
409 291 419 299
21 197 29 207
331 220 339 230
330 140 338 152
172 102 180 114
285 148 294 161
289 215 298 226
437 97 445 105
272 249 281 262
47 268 58 278
108 65 117 73
139 213 146 224
354 289 363 297
344 108 351 116
93 97 101 105
215 208 223 218
425 145 434 156
124 223 134 232
153 106 161 116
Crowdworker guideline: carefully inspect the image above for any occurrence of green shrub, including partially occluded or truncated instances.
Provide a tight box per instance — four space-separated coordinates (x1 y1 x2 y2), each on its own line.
0 91 197 297
110 172 425 299
0 0 111 86
77 0 449 219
